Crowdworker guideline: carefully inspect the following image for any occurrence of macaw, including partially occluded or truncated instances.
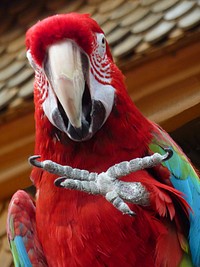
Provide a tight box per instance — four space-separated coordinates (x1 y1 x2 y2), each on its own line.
7 13 200 267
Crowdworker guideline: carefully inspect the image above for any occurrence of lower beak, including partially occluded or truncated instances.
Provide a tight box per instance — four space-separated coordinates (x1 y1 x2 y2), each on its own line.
46 40 85 128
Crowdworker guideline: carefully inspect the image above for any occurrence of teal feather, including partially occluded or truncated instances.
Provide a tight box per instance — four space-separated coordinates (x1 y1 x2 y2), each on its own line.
150 125 200 266
8 214 32 267
10 236 32 267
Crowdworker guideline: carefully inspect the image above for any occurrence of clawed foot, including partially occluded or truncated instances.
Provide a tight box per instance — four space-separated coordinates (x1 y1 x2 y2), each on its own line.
29 148 172 216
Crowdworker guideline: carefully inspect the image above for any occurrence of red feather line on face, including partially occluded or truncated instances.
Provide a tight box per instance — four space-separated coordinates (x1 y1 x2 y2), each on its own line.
26 13 112 67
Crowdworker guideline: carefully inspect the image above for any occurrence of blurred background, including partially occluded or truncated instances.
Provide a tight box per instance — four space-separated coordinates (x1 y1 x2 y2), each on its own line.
0 0 200 265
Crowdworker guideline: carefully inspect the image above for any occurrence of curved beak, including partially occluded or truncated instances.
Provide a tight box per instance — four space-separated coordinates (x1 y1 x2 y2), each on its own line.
42 39 112 142
46 40 85 128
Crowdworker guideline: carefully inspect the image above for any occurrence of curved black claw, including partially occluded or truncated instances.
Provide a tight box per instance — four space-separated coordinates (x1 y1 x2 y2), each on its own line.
54 177 66 187
127 211 136 217
162 147 173 161
28 155 42 168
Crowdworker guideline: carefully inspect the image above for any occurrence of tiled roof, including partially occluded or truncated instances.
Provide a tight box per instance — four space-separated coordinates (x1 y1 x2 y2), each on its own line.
0 0 200 124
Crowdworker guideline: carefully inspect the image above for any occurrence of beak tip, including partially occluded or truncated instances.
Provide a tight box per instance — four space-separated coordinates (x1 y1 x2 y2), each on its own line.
71 121 82 129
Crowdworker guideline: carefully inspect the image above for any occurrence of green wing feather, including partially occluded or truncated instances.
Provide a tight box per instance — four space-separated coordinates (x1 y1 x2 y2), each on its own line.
150 123 200 266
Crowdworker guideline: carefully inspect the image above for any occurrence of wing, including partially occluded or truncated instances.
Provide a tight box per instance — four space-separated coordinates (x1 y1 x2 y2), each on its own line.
149 123 200 266
7 190 47 267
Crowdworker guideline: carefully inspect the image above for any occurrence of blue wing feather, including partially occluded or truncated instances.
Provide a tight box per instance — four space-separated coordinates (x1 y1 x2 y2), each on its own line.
10 235 32 267
150 124 200 266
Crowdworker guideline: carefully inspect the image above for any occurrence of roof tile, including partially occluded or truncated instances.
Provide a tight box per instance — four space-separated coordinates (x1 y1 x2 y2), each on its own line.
0 88 18 111
132 13 163 34
169 28 184 40
7 35 25 53
109 1 139 20
0 55 15 70
0 45 6 55
57 0 84 13
107 27 130 46
113 35 143 58
0 28 23 44
165 1 196 21
144 21 176 43
18 78 34 99
120 7 150 27
99 0 125 14
0 83 5 92
135 42 151 53
78 4 97 15
17 49 27 61
101 20 118 35
178 7 200 29
9 97 24 109
0 61 25 82
140 0 158 6
152 0 180 13
92 13 109 26
7 67 33 89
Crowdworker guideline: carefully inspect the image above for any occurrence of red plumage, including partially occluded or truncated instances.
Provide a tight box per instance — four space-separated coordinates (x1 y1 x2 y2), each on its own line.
24 13 190 266
26 13 112 66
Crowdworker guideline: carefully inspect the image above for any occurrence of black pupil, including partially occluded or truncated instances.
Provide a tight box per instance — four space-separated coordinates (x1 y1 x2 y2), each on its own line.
102 37 105 44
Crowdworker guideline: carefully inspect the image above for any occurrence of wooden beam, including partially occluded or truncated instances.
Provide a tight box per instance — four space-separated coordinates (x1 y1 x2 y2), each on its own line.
125 41 200 131
0 112 35 200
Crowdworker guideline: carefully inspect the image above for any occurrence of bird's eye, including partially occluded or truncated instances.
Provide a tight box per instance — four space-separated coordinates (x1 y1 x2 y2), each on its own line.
96 33 106 58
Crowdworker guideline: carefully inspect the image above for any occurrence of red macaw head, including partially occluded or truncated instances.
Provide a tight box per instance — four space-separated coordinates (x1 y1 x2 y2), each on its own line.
26 13 123 142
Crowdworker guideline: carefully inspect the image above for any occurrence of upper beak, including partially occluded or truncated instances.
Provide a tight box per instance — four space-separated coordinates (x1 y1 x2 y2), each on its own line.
42 39 110 142
46 40 85 128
